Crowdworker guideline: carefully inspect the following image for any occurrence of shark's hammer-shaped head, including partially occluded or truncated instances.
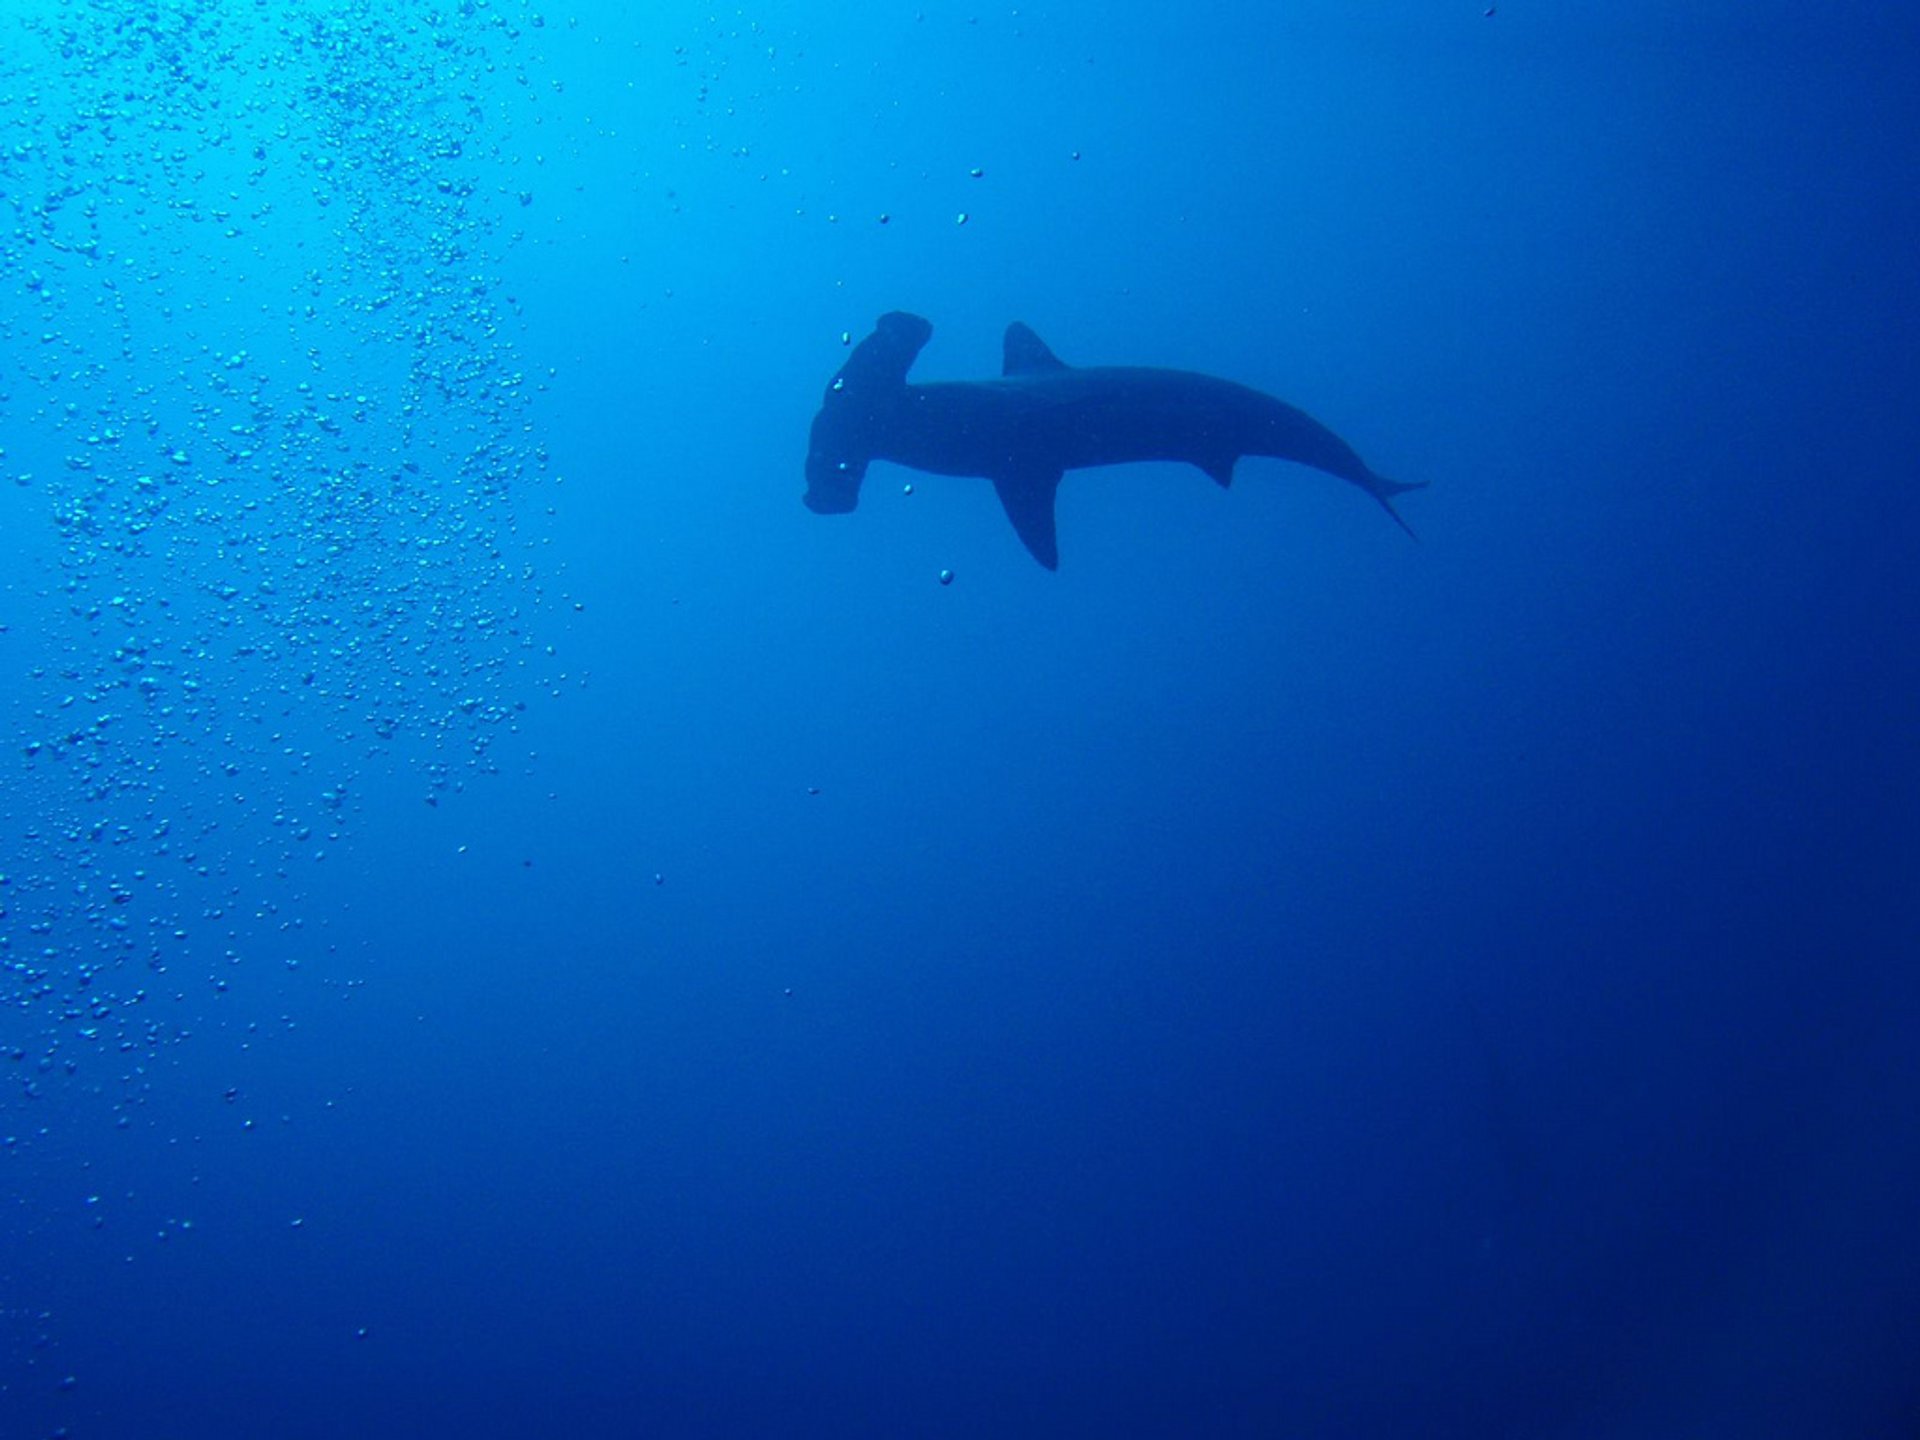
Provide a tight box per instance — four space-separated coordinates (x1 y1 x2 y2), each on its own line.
801 410 867 513
803 311 932 515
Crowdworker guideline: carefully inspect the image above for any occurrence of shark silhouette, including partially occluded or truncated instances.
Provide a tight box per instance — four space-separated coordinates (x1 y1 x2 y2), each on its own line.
803 311 1423 569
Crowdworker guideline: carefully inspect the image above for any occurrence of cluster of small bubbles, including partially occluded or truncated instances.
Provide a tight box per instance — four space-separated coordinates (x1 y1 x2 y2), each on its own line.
0 0 562 1099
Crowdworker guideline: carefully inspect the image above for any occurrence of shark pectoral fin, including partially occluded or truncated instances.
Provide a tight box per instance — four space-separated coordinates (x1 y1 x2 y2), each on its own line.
991 467 1064 570
1199 457 1236 488
1002 323 1069 376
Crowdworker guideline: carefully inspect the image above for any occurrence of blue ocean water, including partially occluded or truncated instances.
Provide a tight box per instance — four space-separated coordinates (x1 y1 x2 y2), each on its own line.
3 2 1917 1436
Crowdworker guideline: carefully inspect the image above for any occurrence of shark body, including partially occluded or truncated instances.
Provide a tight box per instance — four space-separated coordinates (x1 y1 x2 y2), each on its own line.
803 311 1423 569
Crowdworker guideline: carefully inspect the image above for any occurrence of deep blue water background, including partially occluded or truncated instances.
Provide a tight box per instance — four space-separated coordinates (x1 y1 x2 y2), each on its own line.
3 3 1917 1437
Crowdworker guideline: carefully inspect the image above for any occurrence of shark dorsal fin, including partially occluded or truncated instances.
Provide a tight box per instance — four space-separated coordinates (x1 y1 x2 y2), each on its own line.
1002 322 1068 377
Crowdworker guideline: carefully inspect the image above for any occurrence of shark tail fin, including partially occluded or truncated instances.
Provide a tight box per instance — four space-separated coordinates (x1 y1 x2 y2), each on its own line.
1366 474 1427 540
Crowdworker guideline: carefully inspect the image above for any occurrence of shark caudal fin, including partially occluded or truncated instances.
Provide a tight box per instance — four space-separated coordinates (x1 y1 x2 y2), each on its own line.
1366 475 1427 540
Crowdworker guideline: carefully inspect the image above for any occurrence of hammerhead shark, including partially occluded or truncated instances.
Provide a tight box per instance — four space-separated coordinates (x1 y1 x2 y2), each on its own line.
802 311 1423 569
